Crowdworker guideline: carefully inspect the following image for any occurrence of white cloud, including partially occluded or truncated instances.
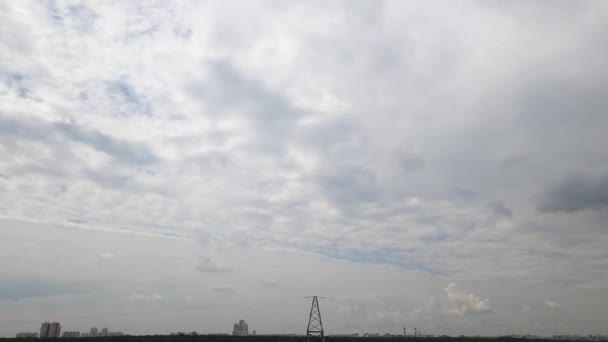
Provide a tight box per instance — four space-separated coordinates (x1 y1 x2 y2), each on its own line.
129 293 163 301
545 301 560 310
212 287 236 296
444 283 493 315
99 252 115 259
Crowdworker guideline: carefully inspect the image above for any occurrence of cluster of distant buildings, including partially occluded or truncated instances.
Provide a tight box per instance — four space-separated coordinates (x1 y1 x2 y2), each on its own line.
16 323 124 338
79 327 124 337
231 320 255 336
520 335 608 341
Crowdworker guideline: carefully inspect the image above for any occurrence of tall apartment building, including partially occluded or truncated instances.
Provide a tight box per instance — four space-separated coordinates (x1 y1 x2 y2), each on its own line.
232 320 249 336
101 328 109 336
40 323 50 338
48 322 61 338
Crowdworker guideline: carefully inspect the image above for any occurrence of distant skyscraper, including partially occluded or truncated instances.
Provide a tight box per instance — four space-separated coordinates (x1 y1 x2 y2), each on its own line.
232 320 249 336
101 328 109 336
40 323 50 338
48 323 61 338
90 328 98 336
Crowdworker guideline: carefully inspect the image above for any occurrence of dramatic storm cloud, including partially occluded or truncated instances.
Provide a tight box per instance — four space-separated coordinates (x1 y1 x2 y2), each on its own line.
1 0 608 337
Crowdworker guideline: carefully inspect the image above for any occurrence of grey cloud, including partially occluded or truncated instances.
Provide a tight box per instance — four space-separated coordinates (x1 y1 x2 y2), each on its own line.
0 116 47 140
80 167 141 191
197 256 232 274
190 61 305 151
500 155 527 169
260 280 278 288
538 168 608 213
452 186 480 200
296 117 359 148
317 164 378 208
489 200 513 218
184 151 233 173
399 150 425 173
212 287 236 296
55 122 156 164
0 116 156 166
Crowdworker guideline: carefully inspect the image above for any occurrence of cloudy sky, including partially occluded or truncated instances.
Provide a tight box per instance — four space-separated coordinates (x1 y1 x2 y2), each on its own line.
2 0 608 337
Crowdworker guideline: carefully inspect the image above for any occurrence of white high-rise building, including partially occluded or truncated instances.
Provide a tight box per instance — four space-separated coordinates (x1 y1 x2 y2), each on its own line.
232 320 249 336
40 322 50 338
48 323 61 338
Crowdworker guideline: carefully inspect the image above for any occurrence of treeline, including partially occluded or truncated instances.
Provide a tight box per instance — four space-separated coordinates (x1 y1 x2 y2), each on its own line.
2 337 557 342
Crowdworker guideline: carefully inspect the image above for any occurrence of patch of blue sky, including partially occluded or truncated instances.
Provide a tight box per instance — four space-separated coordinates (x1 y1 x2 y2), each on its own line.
106 79 151 116
47 2 97 32
6 74 31 98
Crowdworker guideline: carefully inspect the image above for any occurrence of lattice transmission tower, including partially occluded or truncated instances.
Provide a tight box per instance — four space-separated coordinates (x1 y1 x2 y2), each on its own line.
306 296 324 342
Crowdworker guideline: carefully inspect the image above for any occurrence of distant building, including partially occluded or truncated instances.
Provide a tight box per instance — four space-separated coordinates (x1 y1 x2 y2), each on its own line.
62 332 80 338
40 323 50 338
81 327 122 337
232 320 249 336
48 323 61 338
16 332 38 338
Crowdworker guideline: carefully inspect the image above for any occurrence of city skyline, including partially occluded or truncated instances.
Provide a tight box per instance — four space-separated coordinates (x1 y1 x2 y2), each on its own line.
2 0 608 338
6 296 608 342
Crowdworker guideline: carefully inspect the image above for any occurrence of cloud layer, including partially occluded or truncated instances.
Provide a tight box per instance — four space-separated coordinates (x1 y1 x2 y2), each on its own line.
1 0 608 337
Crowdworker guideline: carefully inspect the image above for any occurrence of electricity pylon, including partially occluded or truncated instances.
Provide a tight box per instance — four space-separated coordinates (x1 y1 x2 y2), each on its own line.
306 296 324 342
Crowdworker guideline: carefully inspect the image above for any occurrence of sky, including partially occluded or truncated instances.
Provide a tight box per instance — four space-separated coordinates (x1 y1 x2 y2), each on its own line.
1 0 608 338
